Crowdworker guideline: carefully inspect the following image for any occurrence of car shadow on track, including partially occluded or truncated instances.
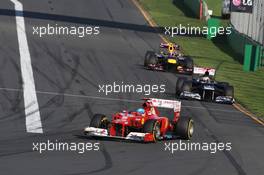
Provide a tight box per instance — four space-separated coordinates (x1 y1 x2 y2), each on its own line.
0 9 164 34
74 134 179 144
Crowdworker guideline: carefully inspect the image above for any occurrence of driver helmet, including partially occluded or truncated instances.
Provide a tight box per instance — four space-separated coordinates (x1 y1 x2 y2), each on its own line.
137 108 145 114
202 76 210 82
204 70 209 76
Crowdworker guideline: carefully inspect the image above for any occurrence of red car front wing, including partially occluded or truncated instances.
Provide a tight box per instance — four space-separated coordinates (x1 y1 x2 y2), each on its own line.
84 127 155 142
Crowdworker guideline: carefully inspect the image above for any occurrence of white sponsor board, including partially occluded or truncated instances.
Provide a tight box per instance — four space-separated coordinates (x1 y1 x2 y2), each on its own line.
193 67 216 76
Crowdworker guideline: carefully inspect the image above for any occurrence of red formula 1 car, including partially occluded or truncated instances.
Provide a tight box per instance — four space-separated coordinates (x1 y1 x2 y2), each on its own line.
83 98 194 142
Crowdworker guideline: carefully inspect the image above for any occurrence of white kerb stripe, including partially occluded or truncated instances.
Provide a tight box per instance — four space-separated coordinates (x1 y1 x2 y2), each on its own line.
10 0 43 133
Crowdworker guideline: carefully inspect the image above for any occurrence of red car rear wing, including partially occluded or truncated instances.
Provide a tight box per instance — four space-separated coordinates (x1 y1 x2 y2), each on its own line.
144 98 181 122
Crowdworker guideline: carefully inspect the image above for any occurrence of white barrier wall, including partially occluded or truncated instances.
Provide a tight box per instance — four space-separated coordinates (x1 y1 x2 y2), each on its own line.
230 0 264 45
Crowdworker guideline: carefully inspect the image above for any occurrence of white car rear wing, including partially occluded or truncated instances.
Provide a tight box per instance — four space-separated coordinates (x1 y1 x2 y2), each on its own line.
147 98 181 112
193 67 216 76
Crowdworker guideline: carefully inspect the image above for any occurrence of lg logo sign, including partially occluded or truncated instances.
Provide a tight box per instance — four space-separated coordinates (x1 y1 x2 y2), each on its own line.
231 0 253 13
232 0 241 6
233 0 252 6
242 0 253 6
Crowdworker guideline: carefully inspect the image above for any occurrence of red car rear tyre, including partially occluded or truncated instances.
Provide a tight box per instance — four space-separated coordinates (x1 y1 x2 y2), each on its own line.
175 117 194 140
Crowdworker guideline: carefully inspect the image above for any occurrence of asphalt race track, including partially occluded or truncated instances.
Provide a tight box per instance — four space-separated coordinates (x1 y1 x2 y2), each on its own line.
0 0 264 175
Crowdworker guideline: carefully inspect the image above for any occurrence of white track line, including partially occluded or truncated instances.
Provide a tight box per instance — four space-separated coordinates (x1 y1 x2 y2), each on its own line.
0 87 242 114
10 0 43 133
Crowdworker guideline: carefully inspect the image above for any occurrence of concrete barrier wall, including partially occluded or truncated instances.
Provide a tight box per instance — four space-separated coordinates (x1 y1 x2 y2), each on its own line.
227 25 257 60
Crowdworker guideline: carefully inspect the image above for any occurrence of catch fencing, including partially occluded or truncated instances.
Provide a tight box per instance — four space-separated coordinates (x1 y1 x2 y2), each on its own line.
230 0 264 45
229 0 264 68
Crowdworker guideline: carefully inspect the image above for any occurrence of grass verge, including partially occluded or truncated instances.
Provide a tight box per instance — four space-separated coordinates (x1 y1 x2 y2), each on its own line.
204 0 222 17
138 0 264 118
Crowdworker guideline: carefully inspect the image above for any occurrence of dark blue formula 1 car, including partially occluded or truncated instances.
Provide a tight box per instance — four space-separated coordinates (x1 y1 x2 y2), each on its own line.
144 43 193 74
175 67 234 104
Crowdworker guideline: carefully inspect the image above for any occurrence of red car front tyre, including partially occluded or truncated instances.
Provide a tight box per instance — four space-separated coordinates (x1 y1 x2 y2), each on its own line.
143 119 161 142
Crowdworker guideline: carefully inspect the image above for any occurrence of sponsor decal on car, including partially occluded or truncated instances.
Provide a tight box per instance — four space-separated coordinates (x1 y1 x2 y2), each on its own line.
168 59 177 64
84 127 108 136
